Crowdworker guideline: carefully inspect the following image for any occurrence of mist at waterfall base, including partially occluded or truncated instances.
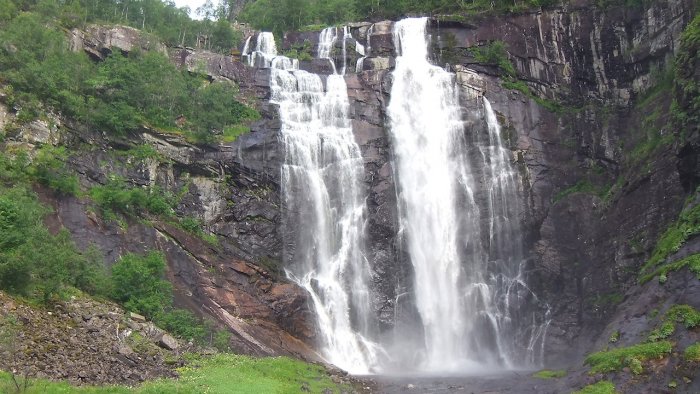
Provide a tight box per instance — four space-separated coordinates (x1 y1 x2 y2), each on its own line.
242 18 549 376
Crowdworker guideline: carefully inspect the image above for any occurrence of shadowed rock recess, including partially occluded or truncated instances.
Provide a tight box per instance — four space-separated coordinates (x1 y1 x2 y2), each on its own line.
4 0 699 391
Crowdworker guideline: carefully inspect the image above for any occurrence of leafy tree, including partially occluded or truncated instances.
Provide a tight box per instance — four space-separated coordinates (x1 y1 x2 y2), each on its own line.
31 146 80 196
111 251 173 318
0 185 107 301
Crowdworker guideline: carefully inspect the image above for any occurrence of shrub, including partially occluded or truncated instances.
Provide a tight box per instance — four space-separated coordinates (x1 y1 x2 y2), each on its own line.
573 380 618 394
640 203 700 282
584 341 672 373
0 186 108 302
89 176 176 220
31 145 79 196
110 251 173 318
684 343 700 361
470 41 516 77
666 304 700 329
155 309 206 342
212 330 232 352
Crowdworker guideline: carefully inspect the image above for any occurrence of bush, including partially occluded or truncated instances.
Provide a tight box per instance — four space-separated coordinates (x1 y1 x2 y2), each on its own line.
573 380 618 394
584 341 672 373
666 304 700 329
470 41 516 77
31 146 79 196
212 330 232 352
155 309 206 342
640 203 700 282
89 176 176 220
0 9 256 138
110 251 173 318
685 343 700 361
0 186 108 302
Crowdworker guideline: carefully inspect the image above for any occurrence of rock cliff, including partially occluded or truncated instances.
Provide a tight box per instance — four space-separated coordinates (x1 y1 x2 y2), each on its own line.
9 0 699 390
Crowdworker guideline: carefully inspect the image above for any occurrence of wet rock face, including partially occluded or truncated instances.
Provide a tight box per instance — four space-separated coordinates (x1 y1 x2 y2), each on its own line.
430 0 693 105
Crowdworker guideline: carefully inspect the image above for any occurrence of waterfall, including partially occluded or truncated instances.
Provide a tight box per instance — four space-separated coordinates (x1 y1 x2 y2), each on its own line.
481 98 551 367
356 24 373 73
387 17 485 371
246 32 297 69
245 19 548 375
387 17 548 372
317 26 352 74
253 30 382 373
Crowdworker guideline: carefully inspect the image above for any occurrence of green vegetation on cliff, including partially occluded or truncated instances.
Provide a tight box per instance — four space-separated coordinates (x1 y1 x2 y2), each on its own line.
0 150 215 345
239 0 560 35
673 13 700 140
0 0 239 52
639 202 700 283
584 341 672 374
0 3 258 142
647 304 700 341
685 343 700 361
0 152 108 302
573 380 618 394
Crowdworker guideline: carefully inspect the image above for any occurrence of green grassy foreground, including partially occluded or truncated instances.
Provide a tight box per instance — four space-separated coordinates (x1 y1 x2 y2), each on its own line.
0 354 350 394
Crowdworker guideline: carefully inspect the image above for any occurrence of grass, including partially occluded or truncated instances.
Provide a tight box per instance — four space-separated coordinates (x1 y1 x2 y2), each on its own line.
0 354 350 393
645 303 700 343
532 369 566 379
501 79 565 113
639 203 700 283
639 253 700 284
684 343 700 361
221 125 251 144
552 180 610 203
573 380 618 394
666 304 700 329
584 341 672 374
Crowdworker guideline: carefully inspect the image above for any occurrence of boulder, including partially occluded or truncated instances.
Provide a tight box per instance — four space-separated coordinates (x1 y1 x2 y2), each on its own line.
157 334 178 351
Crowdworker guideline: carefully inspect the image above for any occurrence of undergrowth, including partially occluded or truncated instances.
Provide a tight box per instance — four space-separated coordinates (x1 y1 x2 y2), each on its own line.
584 341 672 374
647 304 700 342
573 380 618 394
685 343 700 361
639 203 700 283
532 369 566 379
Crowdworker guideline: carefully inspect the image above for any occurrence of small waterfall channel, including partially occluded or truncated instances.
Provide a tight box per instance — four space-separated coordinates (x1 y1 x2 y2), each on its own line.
242 18 549 375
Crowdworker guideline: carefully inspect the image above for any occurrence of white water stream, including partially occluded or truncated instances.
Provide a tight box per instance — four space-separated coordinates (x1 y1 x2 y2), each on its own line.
387 17 548 371
250 32 382 373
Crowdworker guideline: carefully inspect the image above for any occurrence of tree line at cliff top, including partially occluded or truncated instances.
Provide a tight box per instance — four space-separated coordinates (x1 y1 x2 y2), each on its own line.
231 0 643 39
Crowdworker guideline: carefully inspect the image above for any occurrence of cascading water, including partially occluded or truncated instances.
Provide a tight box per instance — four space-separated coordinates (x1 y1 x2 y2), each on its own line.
355 24 373 73
245 19 548 375
317 26 352 74
387 17 486 371
252 30 382 373
481 98 551 367
386 17 549 372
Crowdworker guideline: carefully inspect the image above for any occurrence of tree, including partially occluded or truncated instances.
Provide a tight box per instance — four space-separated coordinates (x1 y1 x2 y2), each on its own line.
111 251 173 318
